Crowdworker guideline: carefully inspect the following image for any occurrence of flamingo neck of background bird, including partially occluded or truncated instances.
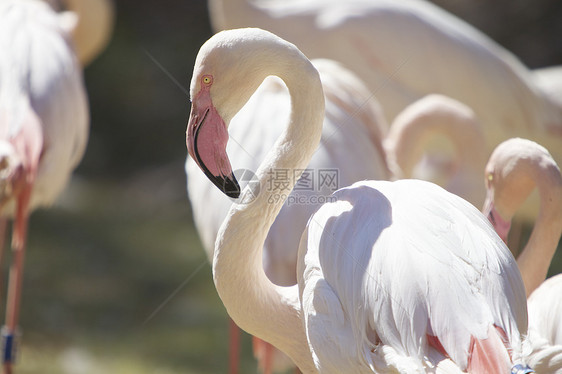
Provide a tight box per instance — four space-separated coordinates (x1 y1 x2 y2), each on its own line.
386 95 487 179
517 163 562 297
212 45 324 373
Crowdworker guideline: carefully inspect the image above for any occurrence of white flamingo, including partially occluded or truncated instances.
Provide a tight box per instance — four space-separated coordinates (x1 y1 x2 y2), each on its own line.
186 53 389 374
482 138 562 297
206 0 562 218
482 138 562 373
0 0 89 370
186 27 536 374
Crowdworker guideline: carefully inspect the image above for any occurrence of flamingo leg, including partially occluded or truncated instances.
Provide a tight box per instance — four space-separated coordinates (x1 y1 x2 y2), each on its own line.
262 341 273 374
0 219 7 299
228 318 240 374
252 336 274 374
2 185 32 374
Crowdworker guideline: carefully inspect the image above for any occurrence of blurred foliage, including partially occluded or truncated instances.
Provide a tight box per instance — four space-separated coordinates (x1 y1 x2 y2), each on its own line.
1 0 560 373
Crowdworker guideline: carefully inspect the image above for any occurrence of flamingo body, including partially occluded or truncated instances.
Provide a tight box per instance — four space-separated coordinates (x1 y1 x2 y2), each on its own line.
0 0 89 216
299 179 527 372
528 274 562 346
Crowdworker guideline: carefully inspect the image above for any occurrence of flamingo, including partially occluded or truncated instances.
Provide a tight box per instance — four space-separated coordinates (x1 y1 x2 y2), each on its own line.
482 138 562 297
384 94 487 208
43 0 115 66
206 0 562 218
186 52 390 373
186 27 537 373
481 138 562 373
0 0 89 371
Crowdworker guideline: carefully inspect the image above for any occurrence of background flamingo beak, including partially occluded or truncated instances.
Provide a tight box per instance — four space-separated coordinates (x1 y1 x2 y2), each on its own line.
482 196 511 243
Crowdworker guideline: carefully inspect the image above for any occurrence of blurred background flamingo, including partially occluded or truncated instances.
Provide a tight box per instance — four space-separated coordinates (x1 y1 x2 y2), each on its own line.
482 138 562 296
482 138 562 373
0 0 89 371
207 0 562 223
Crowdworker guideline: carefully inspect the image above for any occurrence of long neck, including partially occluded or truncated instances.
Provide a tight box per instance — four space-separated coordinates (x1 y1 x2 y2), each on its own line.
386 95 486 178
212 57 324 373
63 0 114 65
207 0 263 32
516 165 562 297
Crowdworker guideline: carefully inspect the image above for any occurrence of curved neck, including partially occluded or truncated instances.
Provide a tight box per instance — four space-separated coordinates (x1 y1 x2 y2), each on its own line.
62 0 114 65
207 0 263 32
516 165 562 297
386 95 486 178
212 56 324 373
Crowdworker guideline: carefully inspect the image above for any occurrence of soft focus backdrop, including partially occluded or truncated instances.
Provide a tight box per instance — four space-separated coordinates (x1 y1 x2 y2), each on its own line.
9 1 562 373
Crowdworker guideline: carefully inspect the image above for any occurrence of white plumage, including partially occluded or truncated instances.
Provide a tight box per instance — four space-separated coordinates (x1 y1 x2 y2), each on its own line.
300 179 526 373
528 274 562 346
0 0 89 218
526 274 562 374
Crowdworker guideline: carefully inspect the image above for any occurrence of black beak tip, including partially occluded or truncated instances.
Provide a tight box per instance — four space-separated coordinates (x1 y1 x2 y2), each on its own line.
211 174 241 199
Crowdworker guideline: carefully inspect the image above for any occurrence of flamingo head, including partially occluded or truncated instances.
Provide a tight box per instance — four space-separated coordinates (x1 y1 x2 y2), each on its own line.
186 74 240 198
482 138 545 242
186 28 303 199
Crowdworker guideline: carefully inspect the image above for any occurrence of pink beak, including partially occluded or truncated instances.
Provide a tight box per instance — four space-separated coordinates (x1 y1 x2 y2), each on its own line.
186 88 240 198
482 195 511 243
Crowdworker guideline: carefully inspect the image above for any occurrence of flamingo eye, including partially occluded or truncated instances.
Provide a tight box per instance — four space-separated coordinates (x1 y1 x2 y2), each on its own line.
202 75 212 85
486 173 493 188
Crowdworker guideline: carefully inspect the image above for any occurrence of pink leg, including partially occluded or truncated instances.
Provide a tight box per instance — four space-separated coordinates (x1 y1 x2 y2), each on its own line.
228 318 240 374
0 219 7 300
262 342 273 374
3 186 32 374
252 336 274 374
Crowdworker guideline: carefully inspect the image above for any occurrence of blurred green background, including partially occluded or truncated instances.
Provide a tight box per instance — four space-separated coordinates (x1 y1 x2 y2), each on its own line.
5 0 562 373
